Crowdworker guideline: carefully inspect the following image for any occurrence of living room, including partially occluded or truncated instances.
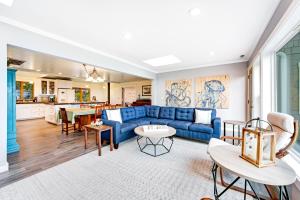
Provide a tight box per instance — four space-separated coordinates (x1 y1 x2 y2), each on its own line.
0 0 300 199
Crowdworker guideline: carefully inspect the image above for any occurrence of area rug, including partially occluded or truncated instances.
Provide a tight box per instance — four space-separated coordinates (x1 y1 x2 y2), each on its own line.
0 137 252 200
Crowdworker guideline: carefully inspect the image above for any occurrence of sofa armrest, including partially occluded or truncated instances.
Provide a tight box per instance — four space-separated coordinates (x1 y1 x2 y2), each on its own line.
212 117 221 138
102 119 121 143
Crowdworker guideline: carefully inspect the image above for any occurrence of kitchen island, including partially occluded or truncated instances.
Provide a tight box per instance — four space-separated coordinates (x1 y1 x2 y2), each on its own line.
17 102 104 124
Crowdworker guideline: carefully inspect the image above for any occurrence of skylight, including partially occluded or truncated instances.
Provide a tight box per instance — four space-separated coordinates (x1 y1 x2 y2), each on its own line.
0 0 14 7
143 55 181 67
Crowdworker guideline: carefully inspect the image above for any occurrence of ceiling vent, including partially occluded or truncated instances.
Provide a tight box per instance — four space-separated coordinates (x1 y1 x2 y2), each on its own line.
7 57 26 66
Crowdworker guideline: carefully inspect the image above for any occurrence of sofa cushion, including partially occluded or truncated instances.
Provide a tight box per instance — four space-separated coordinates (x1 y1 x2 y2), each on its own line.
195 109 211 124
195 108 216 120
106 109 123 123
159 107 175 120
175 108 194 121
121 107 136 122
120 123 138 133
134 106 146 118
127 118 151 126
168 120 192 130
150 118 173 125
145 106 160 118
189 123 213 134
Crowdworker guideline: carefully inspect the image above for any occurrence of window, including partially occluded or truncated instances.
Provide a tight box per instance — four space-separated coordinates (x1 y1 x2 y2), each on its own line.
276 31 300 154
74 88 90 102
16 81 34 100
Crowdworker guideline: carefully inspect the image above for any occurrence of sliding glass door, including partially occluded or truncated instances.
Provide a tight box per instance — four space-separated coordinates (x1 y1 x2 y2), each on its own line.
276 32 300 153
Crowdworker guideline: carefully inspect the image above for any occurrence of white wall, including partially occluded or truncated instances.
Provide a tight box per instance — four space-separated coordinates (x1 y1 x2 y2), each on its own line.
110 80 152 104
0 42 8 173
155 62 248 122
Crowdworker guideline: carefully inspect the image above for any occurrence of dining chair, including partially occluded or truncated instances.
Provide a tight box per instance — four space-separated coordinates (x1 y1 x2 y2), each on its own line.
94 105 103 122
60 108 77 135
109 105 117 109
80 104 90 108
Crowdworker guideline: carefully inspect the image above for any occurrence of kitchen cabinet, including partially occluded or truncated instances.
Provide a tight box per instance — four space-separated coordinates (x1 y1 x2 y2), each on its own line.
41 79 56 95
16 103 45 120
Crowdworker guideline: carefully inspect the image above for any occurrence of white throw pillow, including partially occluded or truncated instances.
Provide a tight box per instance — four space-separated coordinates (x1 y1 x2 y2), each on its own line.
106 109 122 123
195 109 212 124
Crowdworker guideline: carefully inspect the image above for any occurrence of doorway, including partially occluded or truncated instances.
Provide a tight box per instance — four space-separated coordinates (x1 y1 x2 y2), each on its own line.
247 57 261 120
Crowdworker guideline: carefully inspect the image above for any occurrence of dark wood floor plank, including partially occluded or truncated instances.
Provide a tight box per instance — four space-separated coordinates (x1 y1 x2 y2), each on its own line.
0 119 101 188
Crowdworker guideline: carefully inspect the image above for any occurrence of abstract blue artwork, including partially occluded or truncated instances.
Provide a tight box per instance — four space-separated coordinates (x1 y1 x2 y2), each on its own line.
165 80 192 107
195 75 229 109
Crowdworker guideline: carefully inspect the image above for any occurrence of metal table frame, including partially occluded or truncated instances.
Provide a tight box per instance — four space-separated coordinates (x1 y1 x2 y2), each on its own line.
137 136 174 157
211 162 290 200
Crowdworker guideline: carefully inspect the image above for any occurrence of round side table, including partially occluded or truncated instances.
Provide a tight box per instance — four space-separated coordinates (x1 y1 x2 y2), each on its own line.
208 144 296 200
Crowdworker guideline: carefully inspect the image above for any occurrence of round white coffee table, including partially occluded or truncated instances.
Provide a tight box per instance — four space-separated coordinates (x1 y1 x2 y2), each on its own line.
134 125 176 157
209 144 296 200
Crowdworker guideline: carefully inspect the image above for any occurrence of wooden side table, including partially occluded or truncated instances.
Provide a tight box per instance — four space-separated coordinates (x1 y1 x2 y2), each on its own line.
84 124 113 156
223 120 245 144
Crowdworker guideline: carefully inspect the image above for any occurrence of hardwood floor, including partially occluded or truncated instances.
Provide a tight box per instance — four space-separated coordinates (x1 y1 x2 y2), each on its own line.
0 119 102 188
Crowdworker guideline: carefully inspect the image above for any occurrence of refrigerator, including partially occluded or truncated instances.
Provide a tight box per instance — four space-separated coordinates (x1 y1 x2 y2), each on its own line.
57 88 75 103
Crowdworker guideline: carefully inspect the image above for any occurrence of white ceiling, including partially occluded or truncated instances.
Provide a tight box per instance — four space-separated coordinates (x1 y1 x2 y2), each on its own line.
0 0 280 73
8 45 147 83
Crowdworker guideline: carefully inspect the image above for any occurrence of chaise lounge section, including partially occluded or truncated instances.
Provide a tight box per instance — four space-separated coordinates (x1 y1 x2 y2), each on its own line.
101 106 221 148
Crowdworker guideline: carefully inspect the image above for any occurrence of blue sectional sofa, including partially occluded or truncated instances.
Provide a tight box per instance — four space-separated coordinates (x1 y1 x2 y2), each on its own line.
101 106 221 148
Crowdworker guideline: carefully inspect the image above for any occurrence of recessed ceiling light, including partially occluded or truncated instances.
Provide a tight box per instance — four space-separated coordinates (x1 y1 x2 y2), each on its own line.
123 32 132 40
189 8 201 16
209 51 215 56
143 55 181 67
58 72 62 75
0 0 14 7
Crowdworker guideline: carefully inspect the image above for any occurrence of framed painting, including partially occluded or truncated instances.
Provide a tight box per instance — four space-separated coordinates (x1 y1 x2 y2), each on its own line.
142 85 152 96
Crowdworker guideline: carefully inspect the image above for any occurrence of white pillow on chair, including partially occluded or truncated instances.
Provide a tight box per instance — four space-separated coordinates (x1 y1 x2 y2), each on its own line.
106 109 122 123
195 109 212 124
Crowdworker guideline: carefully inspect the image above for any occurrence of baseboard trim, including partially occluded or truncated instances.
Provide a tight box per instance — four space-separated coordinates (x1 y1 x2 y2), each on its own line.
0 162 9 173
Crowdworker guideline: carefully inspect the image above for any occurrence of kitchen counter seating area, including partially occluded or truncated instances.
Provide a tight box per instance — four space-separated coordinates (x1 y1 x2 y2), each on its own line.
101 106 221 148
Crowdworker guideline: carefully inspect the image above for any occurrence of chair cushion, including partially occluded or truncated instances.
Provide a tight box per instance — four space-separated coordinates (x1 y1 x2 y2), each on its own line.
127 118 151 126
168 120 192 130
267 112 294 133
134 106 146 118
175 108 194 121
120 123 138 133
150 118 173 125
159 107 175 120
121 107 136 122
145 106 160 118
189 123 213 134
